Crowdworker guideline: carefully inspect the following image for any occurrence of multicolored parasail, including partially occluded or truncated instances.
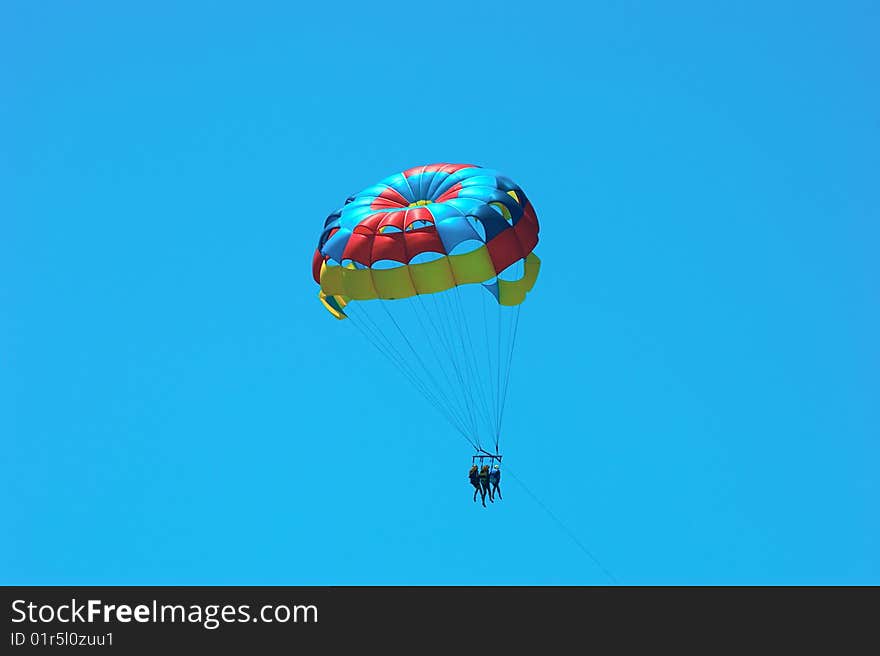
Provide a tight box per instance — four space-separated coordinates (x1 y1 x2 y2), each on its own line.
312 163 540 455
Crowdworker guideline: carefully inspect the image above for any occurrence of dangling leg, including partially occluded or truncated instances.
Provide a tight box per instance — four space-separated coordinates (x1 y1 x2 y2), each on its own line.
493 482 502 500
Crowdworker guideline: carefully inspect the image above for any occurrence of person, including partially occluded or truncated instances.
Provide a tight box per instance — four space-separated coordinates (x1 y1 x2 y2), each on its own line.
468 464 481 503
489 464 502 501
479 464 491 506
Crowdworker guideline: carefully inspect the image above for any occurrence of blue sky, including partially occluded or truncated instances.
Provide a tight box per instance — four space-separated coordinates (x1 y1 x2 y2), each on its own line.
2 1 877 584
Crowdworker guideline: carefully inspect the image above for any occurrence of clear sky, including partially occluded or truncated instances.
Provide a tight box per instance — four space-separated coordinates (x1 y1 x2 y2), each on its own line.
3 1 877 585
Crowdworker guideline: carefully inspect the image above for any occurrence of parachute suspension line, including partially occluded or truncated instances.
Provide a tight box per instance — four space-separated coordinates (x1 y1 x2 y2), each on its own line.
421 290 482 446
380 299 474 434
409 292 476 436
496 303 521 445
488 298 512 451
452 284 497 445
346 303 476 448
469 286 504 443
496 299 503 450
504 465 619 585
481 296 500 446
346 306 473 445
375 300 474 441
443 288 483 442
450 287 492 446
346 304 413 382
377 299 482 445
434 289 481 445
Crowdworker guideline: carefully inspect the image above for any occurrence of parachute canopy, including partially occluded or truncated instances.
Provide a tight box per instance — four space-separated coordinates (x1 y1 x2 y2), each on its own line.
312 163 540 318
